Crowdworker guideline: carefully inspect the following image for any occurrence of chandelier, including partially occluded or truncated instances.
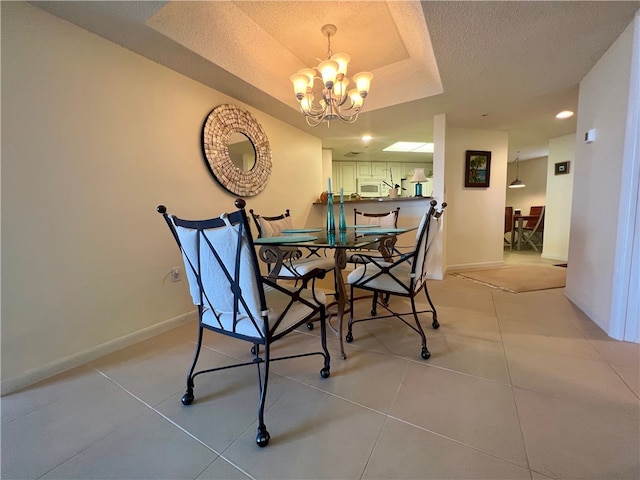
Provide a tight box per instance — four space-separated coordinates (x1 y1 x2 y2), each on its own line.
290 24 373 127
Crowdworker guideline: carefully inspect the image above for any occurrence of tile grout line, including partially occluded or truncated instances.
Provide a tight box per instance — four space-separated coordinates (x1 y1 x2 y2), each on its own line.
386 413 533 474
92 368 258 480
358 360 412 480
491 288 535 475
279 363 533 473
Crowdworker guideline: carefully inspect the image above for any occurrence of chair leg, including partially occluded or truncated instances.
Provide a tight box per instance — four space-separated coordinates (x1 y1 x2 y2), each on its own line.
371 291 379 315
423 286 440 329
182 324 204 406
410 296 430 360
346 285 355 343
319 306 331 378
255 341 271 448
307 269 337 331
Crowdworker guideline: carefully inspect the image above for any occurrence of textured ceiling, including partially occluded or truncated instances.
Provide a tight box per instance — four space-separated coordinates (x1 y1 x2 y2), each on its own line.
30 1 640 163
146 1 443 113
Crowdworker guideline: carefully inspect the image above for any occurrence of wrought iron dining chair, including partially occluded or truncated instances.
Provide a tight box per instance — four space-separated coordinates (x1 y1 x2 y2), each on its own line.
346 200 446 359
249 208 335 282
349 207 401 263
158 199 330 447
522 205 545 252
250 208 335 331
354 207 400 228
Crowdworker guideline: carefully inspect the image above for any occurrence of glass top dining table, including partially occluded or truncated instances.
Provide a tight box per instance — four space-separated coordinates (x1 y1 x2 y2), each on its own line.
254 226 416 359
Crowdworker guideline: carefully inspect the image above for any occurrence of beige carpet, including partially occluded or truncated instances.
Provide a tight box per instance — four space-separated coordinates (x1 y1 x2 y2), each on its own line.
453 265 567 293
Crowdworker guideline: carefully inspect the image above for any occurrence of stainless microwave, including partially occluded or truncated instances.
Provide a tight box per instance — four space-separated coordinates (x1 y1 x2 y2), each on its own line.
357 180 383 197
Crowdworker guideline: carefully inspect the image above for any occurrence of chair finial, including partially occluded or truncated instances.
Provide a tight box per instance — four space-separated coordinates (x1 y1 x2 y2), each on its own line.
235 198 246 209
157 205 167 214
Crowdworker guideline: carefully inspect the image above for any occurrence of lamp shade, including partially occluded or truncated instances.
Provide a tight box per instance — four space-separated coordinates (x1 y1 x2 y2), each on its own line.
410 168 428 183
353 71 373 97
318 60 339 89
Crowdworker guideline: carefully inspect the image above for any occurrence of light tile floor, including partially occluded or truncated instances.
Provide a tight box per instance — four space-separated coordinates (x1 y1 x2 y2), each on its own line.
2 252 639 479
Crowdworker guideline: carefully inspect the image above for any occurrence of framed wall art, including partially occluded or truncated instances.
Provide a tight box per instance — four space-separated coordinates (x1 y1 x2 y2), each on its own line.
464 150 491 188
555 161 570 175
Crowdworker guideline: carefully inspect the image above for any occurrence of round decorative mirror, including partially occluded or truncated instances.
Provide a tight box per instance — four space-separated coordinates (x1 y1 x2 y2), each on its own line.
227 132 256 171
201 104 272 196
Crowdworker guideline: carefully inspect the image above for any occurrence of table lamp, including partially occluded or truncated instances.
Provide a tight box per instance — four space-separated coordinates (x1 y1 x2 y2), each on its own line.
410 168 429 197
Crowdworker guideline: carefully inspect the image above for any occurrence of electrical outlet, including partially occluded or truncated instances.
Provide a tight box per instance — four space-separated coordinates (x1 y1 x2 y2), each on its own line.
170 267 182 282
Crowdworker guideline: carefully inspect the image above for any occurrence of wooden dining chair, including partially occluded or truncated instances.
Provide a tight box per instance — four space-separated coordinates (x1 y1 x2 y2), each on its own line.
157 199 330 447
504 206 514 248
522 205 545 251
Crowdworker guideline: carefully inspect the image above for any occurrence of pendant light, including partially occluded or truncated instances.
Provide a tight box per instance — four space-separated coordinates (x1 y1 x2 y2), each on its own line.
509 152 526 189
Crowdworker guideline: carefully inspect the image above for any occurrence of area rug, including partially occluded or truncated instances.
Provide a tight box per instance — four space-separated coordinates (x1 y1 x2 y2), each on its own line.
453 265 567 293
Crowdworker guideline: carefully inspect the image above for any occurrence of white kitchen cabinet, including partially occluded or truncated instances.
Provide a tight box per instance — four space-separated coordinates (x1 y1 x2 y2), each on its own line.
332 161 357 195
371 162 389 179
402 163 425 179
357 162 373 178
387 162 403 185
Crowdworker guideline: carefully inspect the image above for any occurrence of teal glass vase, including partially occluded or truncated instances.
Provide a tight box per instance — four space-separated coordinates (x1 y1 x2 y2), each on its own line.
339 197 347 232
326 193 335 232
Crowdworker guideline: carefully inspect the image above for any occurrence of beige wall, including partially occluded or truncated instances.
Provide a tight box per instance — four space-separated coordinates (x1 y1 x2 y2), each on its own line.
567 16 638 340
444 128 509 270
544 134 575 262
1 3 324 392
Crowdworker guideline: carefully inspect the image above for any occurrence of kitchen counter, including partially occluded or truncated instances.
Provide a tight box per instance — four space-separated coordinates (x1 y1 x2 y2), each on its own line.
308 195 437 233
313 196 433 205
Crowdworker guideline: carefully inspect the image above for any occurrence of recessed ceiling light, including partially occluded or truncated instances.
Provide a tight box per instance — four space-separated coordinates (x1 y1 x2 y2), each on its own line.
362 135 372 142
383 142 434 153
556 110 574 119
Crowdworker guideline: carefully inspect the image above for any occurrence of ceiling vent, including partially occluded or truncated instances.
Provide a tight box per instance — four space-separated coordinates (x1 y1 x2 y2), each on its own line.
344 151 363 157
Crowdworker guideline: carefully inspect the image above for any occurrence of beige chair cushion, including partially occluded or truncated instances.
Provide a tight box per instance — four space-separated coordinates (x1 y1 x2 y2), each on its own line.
258 215 293 237
355 211 396 228
173 216 325 338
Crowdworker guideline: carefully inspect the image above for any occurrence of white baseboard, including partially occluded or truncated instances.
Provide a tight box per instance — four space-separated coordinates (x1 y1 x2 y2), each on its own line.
1 311 197 396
